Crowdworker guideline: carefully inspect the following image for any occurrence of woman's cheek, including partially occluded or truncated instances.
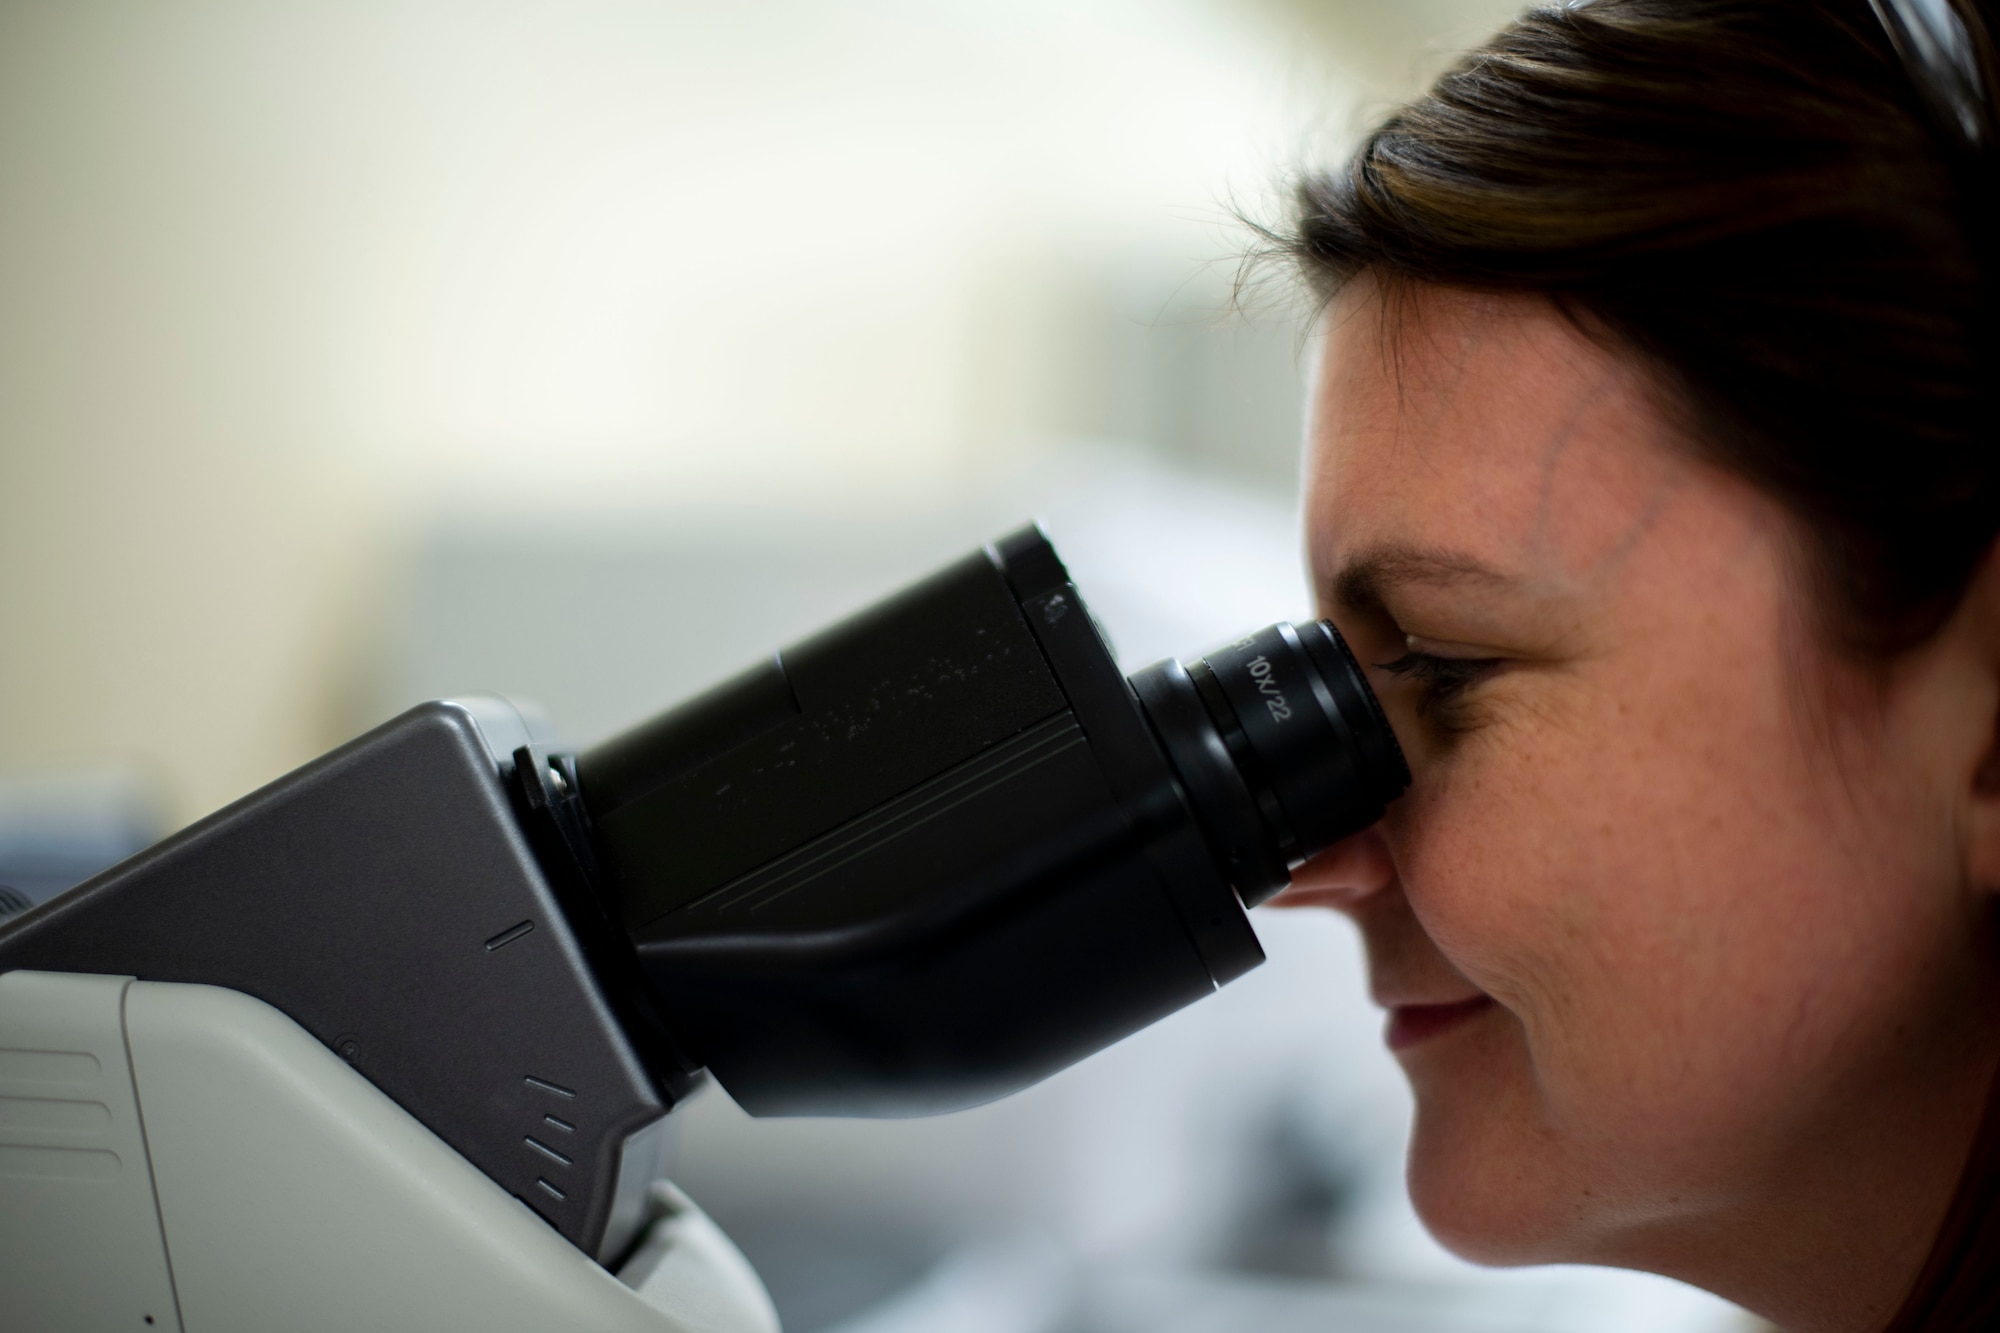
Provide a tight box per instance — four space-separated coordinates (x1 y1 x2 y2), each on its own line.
1390 674 1863 1142
1384 711 1609 1013
1387 717 1751 1138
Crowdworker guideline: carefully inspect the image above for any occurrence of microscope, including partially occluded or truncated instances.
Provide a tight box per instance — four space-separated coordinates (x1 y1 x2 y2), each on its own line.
0 526 1407 1332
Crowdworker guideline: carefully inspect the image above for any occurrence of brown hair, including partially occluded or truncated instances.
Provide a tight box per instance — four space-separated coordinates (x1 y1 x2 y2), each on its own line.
1274 0 2000 1326
1282 0 1997 656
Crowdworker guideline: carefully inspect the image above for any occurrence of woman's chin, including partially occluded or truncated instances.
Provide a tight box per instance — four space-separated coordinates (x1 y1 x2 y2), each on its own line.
1408 1158 1560 1266
1401 1027 1582 1265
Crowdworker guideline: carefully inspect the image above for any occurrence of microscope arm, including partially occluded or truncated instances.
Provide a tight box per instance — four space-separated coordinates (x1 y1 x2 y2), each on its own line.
0 700 686 1259
0 699 777 1330
0 969 777 1332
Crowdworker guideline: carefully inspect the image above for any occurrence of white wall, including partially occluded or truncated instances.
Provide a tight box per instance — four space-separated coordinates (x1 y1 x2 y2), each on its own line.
0 0 1531 824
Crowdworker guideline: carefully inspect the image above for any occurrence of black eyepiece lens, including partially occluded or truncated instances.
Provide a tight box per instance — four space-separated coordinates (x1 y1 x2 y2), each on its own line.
1130 618 1409 907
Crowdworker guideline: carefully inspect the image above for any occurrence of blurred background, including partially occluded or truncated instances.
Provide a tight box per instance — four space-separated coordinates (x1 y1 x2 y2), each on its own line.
0 2 1751 1329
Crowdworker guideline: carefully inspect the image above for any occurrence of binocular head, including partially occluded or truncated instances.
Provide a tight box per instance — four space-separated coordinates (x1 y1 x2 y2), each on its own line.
571 526 1410 1116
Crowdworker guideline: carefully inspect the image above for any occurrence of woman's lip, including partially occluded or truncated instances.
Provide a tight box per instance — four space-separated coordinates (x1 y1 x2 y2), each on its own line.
1385 995 1496 1051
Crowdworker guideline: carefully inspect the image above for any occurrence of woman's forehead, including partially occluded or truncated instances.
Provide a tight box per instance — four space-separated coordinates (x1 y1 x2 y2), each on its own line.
1306 282 1712 599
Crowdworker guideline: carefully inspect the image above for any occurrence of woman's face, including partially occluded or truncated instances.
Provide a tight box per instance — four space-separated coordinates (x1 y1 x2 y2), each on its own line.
1288 280 2000 1324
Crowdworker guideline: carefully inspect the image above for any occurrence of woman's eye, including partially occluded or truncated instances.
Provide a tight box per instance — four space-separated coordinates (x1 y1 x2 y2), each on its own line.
1374 651 1503 731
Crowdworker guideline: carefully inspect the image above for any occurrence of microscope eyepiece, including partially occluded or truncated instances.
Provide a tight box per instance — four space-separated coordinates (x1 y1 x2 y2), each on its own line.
571 525 1410 1117
1130 620 1410 908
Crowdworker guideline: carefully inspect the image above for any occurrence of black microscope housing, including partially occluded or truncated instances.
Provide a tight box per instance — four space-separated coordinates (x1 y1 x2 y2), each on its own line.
0 525 1407 1263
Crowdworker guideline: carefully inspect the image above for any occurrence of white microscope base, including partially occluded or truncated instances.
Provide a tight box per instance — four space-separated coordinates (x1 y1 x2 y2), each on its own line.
0 970 780 1333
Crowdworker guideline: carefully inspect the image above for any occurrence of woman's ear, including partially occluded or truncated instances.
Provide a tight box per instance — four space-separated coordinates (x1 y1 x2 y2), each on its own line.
1969 697 2000 882
1957 543 2000 896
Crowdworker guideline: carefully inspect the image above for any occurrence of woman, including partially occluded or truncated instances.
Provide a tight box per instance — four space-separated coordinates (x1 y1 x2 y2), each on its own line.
1267 1 2000 1328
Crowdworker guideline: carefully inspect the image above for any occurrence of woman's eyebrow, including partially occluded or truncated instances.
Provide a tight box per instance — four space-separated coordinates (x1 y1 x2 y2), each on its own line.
1329 545 1517 614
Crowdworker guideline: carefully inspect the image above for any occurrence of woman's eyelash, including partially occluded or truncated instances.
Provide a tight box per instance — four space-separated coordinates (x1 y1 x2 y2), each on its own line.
1375 651 1502 723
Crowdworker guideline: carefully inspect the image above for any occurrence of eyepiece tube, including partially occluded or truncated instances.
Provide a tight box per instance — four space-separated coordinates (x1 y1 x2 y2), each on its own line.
569 526 1409 1117
1130 620 1410 907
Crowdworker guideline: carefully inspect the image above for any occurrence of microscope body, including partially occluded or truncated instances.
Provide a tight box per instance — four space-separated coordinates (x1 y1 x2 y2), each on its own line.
0 528 1407 1330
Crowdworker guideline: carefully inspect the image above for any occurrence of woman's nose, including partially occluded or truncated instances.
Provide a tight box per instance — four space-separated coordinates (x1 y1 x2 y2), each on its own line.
1266 826 1397 912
